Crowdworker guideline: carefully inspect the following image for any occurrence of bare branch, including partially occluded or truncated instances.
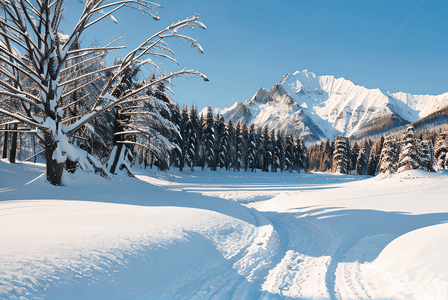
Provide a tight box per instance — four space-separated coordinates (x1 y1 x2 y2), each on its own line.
84 4 125 29
67 45 126 55
58 65 118 87
65 69 208 136
0 107 45 129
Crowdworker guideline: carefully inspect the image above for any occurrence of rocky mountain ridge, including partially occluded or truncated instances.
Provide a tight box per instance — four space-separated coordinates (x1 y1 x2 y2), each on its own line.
207 70 448 144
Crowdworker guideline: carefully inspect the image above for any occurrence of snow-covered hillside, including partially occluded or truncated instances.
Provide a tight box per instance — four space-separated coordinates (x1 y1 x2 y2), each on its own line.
1 159 448 299
209 70 448 143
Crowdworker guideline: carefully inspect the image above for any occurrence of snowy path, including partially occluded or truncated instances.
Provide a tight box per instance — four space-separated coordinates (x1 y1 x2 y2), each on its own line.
2 161 448 299
137 168 448 299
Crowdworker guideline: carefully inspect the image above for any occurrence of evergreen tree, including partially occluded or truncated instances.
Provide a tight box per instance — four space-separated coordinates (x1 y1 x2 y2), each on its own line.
295 137 306 173
332 136 349 174
397 125 421 172
378 137 400 175
262 126 271 172
202 107 215 171
320 140 333 172
227 120 236 170
189 105 200 168
234 121 244 172
434 133 448 170
179 105 192 171
349 142 360 174
284 134 294 173
356 146 369 175
215 115 226 169
276 131 285 172
197 114 205 168
270 129 278 172
246 124 257 172
419 139 434 172
366 135 384 176
219 120 231 170
255 126 264 170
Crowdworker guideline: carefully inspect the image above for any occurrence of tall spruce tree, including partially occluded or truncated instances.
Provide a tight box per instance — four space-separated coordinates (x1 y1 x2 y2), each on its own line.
356 145 369 175
234 121 243 172
285 134 295 173
332 136 349 174
202 107 215 171
434 133 448 170
397 125 421 173
246 124 256 172
378 137 400 175
262 126 271 172
320 140 333 172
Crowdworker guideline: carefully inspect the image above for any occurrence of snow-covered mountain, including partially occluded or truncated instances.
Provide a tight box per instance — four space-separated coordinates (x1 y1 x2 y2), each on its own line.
210 70 448 143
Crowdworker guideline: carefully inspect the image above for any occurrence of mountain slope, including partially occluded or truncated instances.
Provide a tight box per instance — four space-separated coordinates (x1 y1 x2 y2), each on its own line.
210 70 448 143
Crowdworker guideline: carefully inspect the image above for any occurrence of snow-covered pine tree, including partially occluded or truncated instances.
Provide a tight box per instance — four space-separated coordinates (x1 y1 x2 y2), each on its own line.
179 105 190 171
356 145 369 175
262 126 271 172
295 137 306 173
270 130 278 172
214 114 225 169
397 125 421 173
255 126 263 170
284 134 294 173
366 135 384 176
217 117 229 169
189 105 200 168
202 107 215 171
320 140 333 172
419 139 434 172
276 131 285 172
378 137 400 175
332 136 349 174
434 133 448 170
234 121 244 172
227 120 236 170
349 142 360 174
246 124 256 172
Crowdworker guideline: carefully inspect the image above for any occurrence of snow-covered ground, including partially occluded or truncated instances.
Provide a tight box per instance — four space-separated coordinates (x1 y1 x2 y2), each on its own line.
1 159 448 299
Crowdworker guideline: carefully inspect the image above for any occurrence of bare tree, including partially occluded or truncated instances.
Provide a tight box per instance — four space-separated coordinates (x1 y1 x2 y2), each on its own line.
0 0 208 185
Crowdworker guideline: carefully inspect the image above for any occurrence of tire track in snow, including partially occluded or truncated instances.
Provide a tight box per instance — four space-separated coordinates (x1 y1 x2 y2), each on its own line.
259 212 340 299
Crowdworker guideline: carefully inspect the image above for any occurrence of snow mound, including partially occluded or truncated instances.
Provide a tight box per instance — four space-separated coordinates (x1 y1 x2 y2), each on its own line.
335 223 448 300
0 200 258 299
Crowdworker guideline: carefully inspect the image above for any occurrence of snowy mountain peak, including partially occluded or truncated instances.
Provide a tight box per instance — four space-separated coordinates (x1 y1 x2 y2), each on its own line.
215 70 448 143
283 69 322 95
251 87 271 104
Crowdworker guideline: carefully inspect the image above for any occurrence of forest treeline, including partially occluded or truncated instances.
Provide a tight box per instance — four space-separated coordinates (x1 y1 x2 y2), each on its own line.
3 95 448 177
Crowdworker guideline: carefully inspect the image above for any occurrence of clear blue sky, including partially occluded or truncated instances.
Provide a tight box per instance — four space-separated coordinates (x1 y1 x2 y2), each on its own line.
62 0 448 111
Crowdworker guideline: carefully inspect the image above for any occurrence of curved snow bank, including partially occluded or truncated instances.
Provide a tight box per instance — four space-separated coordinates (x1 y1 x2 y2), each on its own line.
335 223 448 299
233 224 279 282
0 200 258 299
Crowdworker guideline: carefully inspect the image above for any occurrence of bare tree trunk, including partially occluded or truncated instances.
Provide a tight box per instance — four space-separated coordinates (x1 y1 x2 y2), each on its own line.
32 134 37 163
9 123 18 164
19 132 22 161
44 132 64 185
109 143 123 174
2 125 9 159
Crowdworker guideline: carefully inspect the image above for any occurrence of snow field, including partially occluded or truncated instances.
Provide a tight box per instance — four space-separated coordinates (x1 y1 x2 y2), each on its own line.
2 160 448 299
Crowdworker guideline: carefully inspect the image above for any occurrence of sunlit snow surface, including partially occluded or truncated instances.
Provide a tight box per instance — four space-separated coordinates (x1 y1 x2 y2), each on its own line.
1 159 448 299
